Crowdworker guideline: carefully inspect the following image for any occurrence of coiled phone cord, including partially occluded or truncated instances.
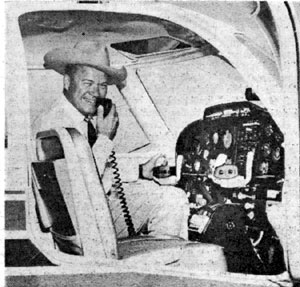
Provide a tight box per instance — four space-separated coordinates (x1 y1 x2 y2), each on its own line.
110 151 136 237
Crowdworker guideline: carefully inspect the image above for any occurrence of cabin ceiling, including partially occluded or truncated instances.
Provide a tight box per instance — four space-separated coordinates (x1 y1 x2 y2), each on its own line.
18 10 206 45
18 2 278 69
19 10 209 67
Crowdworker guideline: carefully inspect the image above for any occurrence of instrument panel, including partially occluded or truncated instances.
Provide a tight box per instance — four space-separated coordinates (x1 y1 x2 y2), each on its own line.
176 101 284 203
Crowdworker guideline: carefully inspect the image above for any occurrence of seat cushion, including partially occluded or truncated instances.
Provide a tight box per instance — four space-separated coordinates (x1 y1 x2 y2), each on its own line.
119 237 227 272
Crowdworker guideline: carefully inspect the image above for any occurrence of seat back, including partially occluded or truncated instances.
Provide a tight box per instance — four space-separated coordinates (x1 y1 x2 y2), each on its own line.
32 161 82 255
30 127 118 265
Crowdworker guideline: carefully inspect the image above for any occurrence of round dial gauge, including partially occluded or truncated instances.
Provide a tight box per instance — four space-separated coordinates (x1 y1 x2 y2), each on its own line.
272 147 281 161
262 143 271 157
265 124 274 137
259 161 269 175
194 160 201 172
203 132 210 146
223 130 232 149
213 132 219 144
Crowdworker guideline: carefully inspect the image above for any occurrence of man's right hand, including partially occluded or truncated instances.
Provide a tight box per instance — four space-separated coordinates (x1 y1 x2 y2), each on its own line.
96 103 119 140
141 154 166 180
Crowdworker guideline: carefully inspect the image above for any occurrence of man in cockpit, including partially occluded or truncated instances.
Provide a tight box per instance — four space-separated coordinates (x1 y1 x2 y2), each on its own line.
40 40 189 240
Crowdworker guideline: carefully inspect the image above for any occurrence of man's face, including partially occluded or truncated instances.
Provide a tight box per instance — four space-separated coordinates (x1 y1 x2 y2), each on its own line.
65 65 108 116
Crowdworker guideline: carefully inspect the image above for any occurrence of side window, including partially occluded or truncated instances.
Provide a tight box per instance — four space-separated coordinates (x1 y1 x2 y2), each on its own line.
111 36 191 56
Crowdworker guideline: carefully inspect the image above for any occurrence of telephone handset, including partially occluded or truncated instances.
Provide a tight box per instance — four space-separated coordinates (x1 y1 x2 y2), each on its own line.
97 98 136 237
96 98 112 118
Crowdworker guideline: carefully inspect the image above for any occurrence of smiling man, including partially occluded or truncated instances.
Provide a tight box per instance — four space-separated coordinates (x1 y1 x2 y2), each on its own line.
40 41 123 143
39 41 189 250
64 64 108 116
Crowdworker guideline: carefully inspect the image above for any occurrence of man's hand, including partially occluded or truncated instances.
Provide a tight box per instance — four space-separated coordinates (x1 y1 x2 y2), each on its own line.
96 103 119 140
141 154 166 180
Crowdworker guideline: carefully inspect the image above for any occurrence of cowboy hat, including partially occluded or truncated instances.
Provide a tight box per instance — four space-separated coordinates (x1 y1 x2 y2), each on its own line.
43 41 127 85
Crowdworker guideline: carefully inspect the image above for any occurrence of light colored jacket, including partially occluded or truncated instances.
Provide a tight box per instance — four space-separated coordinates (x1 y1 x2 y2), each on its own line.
39 95 114 191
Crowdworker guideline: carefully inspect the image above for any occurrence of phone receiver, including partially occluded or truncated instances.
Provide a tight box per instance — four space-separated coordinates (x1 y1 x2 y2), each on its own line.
97 98 112 118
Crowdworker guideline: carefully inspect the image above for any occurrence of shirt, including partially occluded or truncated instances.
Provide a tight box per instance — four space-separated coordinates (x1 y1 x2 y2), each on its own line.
39 95 114 190
39 96 96 139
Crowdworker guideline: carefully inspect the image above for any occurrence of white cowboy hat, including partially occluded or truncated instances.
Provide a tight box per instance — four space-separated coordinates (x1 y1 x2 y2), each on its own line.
44 41 127 85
